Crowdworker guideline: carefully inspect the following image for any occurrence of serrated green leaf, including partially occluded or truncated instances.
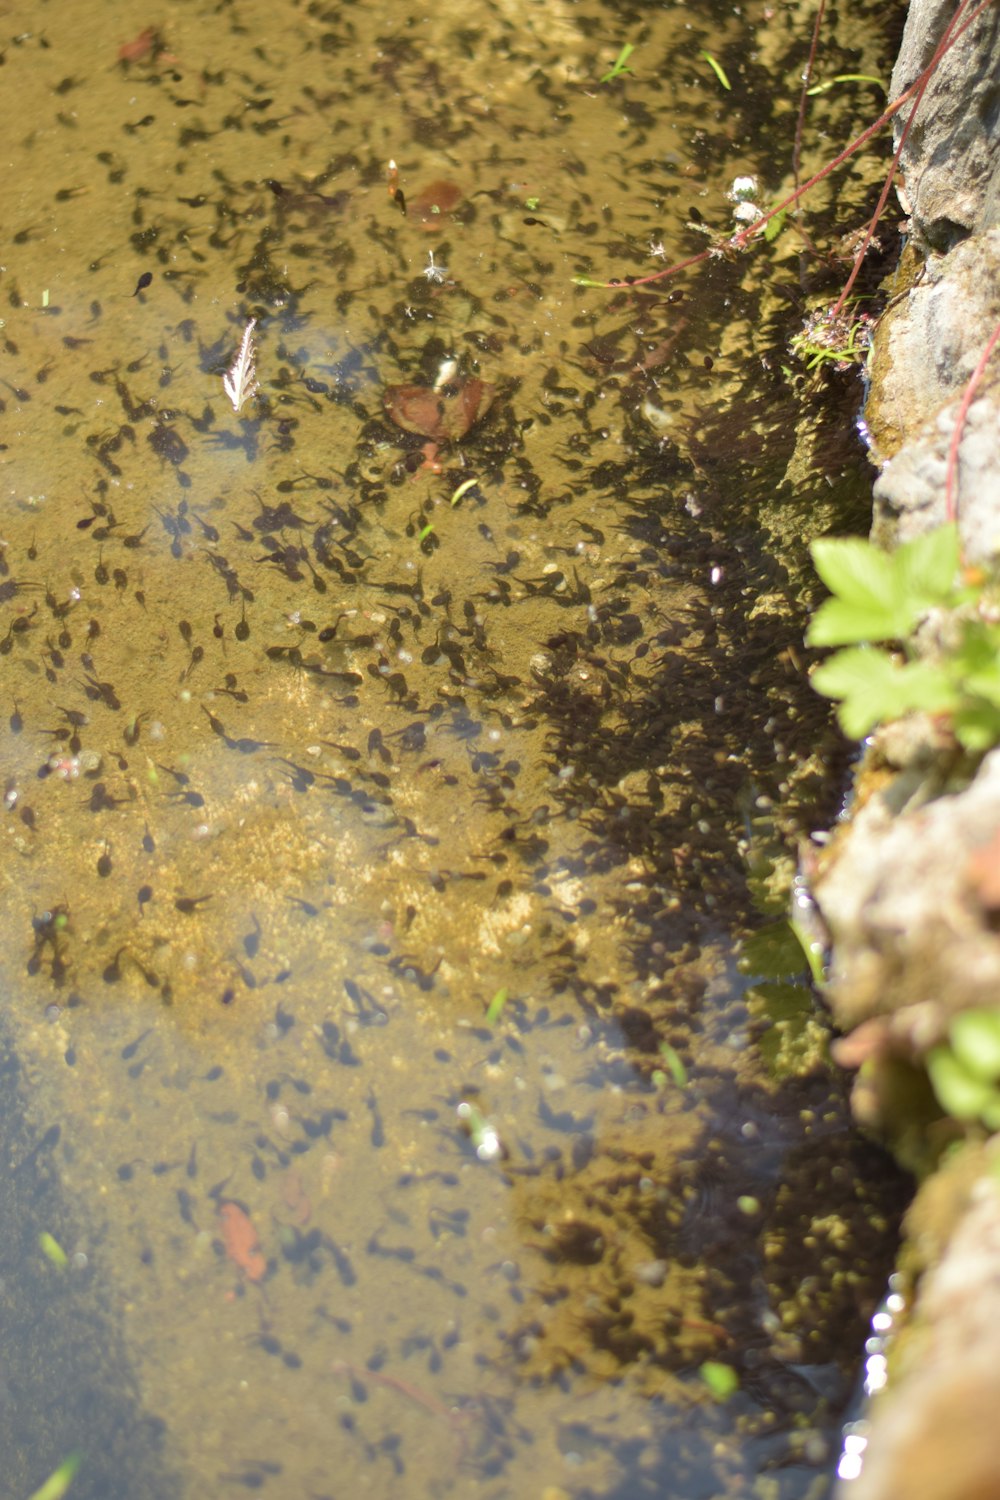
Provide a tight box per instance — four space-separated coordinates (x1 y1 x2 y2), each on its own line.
808 528 961 647
811 537 896 612
812 648 956 737
892 658 960 713
960 673 1000 708
950 1008 1000 1083
927 1045 997 1120
810 646 902 735
894 524 960 610
807 596 904 646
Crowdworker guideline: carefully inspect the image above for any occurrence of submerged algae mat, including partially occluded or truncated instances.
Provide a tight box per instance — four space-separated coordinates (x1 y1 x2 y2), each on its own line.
0 0 908 1495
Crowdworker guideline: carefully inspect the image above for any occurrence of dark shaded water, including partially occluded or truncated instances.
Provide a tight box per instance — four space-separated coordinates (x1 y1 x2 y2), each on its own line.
0 0 907 1496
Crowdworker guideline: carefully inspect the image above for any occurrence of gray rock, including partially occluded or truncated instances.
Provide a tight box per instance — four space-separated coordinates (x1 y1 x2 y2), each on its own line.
890 0 1000 251
837 1165 1000 1500
816 747 1000 1034
868 229 1000 454
873 392 1000 561
823 6 1000 1498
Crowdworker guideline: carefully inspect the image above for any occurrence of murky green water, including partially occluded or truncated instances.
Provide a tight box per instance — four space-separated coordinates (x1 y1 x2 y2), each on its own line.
0 0 907 1496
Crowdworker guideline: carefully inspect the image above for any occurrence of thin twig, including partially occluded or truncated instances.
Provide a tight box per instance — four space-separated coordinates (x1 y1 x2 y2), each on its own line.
831 0 978 317
587 0 993 294
792 0 827 194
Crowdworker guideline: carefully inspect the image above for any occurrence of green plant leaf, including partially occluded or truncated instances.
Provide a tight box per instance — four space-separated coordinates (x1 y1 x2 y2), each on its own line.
955 622 1000 707
953 701 1000 752
807 526 960 646
811 647 955 738
741 921 810 978
810 646 895 735
810 536 895 612
927 1045 997 1120
600 42 635 83
38 1231 68 1269
657 1041 688 1087
894 523 960 610
808 594 903 647
789 918 825 985
949 1008 1000 1083
763 207 787 242
485 986 509 1024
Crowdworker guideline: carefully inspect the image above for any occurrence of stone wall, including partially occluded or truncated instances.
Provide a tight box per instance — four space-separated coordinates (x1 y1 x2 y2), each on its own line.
810 3 1000 1495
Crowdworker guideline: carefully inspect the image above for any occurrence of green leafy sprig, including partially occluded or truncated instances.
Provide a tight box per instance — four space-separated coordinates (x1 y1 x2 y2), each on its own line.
600 43 636 84
807 524 1000 748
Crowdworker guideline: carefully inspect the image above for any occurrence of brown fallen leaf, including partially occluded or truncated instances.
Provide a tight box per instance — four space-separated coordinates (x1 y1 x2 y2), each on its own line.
407 179 462 229
218 1199 266 1282
384 377 494 442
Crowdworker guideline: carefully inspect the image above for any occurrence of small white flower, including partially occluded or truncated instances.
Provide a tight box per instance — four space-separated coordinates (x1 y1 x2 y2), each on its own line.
729 175 759 203
422 251 448 284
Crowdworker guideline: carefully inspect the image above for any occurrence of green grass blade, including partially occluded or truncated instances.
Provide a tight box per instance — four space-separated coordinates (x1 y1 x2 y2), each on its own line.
699 50 731 90
27 1455 82 1500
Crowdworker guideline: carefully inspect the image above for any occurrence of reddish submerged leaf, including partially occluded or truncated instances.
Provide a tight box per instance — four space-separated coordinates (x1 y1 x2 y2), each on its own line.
218 1200 266 1282
384 378 494 442
407 180 462 228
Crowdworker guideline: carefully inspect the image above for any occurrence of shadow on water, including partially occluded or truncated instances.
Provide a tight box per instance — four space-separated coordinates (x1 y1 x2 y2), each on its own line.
0 0 909 1494
0 1022 179 1498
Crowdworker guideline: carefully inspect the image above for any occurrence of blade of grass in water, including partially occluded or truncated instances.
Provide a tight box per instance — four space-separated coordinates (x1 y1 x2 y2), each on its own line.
27 1454 82 1500
700 51 731 90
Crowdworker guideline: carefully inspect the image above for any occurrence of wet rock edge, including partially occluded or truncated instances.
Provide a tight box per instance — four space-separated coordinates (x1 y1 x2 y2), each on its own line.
818 3 1000 1495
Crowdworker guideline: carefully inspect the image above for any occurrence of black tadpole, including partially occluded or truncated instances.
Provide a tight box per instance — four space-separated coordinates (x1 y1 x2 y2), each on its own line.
131 271 153 297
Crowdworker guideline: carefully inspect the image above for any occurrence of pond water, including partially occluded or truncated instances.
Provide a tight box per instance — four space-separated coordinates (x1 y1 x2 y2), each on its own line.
0 0 909 1496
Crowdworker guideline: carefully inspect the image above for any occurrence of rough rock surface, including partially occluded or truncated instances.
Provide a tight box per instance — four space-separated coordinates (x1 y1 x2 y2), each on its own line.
868 228 1000 556
867 224 1000 424
846 1150 1000 1500
873 390 1000 560
890 0 1000 252
820 1 1000 1494
818 747 1000 1031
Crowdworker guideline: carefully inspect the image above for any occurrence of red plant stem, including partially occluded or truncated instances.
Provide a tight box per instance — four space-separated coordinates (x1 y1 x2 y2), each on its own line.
832 0 977 316
597 0 994 294
792 0 827 194
944 314 1000 525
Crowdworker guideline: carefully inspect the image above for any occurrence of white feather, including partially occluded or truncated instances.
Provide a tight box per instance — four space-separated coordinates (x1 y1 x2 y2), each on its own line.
223 318 258 413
